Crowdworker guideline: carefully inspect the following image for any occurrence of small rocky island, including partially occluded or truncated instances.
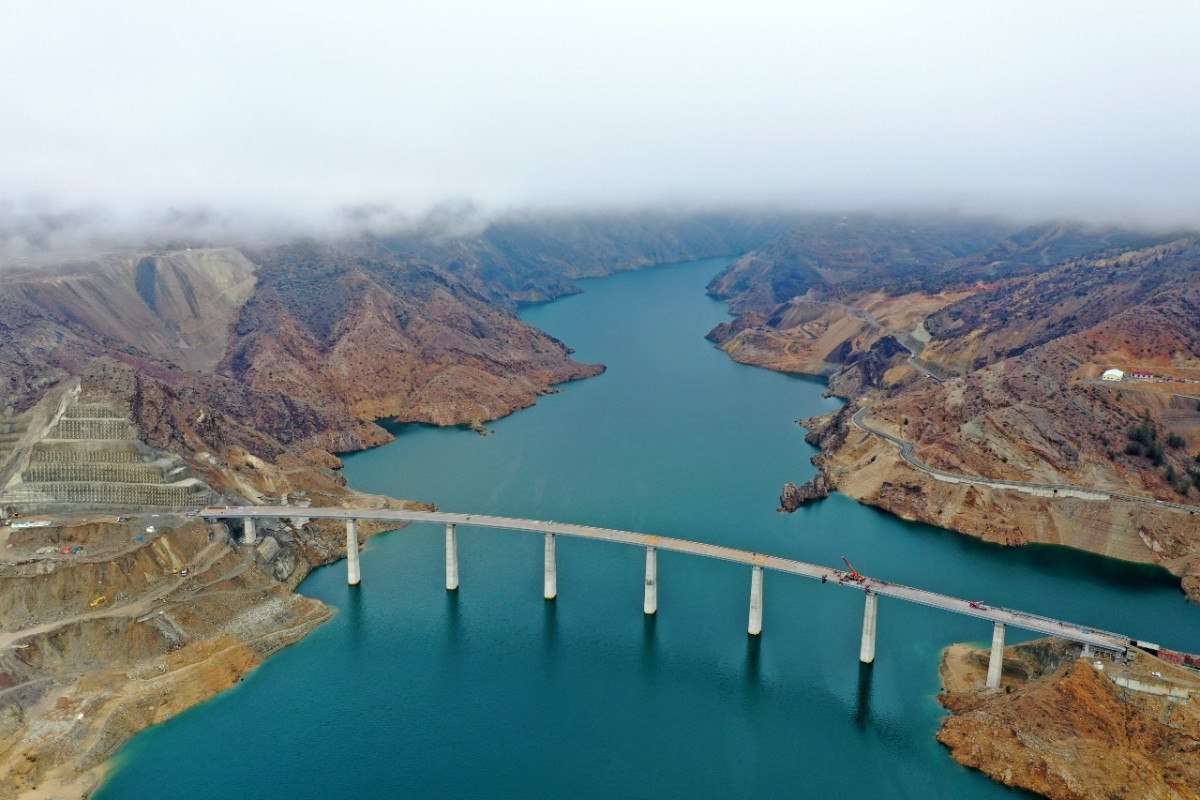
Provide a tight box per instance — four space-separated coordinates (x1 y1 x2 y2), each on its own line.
778 469 831 511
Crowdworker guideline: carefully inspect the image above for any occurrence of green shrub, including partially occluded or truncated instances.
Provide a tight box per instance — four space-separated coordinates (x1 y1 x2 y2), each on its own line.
1129 419 1157 447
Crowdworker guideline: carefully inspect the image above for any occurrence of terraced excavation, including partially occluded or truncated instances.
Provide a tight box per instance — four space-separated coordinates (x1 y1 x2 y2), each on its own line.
0 399 214 517
0 415 30 479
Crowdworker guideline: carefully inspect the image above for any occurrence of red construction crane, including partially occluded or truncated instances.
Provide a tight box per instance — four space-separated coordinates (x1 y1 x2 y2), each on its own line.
841 556 865 582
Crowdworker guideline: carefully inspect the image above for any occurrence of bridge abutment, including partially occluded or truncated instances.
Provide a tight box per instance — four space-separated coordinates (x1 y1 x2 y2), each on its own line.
748 566 763 635
346 519 361 585
860 591 878 664
445 523 459 591
987 621 1005 689
544 532 557 600
644 547 657 615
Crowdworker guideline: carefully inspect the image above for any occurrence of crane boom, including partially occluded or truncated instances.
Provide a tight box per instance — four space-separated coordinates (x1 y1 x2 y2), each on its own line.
841 556 865 581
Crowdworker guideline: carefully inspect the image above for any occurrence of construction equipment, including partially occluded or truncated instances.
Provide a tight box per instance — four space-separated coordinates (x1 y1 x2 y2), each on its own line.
841 556 866 582
89 595 106 608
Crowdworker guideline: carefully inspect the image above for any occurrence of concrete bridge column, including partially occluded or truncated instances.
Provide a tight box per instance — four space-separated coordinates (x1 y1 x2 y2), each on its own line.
243 517 257 545
860 591 878 664
644 547 657 615
986 621 1005 689
748 566 764 636
445 524 459 591
346 519 361 586
544 533 557 601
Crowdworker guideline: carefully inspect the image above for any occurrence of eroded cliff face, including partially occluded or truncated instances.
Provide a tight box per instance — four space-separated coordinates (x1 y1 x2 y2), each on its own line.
1 240 604 464
224 239 604 429
938 639 1200 800
2 213 794 467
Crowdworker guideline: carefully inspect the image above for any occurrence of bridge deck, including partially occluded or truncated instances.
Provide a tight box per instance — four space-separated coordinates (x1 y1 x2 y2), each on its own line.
204 506 1130 653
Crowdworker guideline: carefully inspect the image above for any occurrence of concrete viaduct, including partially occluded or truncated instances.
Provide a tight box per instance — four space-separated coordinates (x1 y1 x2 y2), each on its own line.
204 506 1132 690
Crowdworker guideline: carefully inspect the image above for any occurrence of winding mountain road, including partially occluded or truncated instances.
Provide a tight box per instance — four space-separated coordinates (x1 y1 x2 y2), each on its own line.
851 407 1198 513
801 297 945 383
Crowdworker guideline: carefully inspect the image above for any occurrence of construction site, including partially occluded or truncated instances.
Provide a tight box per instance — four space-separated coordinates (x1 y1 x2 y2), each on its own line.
0 383 214 521
0 380 373 799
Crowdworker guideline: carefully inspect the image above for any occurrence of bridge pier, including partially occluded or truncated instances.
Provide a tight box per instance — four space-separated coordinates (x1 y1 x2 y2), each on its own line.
644 547 657 615
544 532 557 600
201 508 1135 665
748 566 763 636
986 621 1005 689
445 523 459 591
346 519 360 585
860 591 878 664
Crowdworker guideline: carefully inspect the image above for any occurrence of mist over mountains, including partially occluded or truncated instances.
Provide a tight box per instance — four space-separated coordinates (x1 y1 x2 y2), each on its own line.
3 2 1199 234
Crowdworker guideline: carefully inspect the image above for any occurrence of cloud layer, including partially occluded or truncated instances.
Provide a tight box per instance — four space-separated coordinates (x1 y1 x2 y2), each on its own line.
3 1 1198 227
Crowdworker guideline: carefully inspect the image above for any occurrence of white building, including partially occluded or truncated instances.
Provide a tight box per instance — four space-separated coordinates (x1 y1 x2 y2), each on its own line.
1101 368 1125 382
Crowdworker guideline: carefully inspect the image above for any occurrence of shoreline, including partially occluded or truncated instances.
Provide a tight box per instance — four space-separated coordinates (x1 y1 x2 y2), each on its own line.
1 509 413 800
63 255 1200 800
713 340 1200 599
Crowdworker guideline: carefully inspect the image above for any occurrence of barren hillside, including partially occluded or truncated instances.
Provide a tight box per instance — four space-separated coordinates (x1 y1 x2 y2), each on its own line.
706 223 1200 597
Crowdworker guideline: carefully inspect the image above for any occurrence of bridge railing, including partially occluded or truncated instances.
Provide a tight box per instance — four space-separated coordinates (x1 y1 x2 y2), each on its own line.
204 506 1132 688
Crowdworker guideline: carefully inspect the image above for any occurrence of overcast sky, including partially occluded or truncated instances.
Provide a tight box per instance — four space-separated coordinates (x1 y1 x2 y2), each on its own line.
3 1 1199 229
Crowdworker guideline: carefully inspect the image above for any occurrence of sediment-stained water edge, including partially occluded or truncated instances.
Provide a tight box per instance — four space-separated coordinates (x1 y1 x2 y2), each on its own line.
95 258 1200 800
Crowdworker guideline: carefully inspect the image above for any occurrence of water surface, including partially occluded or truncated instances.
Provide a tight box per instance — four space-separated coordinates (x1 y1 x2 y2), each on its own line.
97 258 1198 799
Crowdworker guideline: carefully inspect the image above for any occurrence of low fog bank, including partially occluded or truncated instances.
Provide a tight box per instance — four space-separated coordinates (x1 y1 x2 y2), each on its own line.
5 1 1199 259
2 197 1196 268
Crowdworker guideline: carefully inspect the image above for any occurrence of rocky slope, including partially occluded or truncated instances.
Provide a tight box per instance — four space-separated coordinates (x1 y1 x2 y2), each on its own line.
2 213 795 464
0 501 424 799
223 237 608 430
705 219 1200 597
704 213 1010 313
938 639 1200 800
1 241 599 460
922 238 1200 375
413 210 800 303
0 212 795 798
0 377 430 798
707 217 1175 314
809 242 1200 589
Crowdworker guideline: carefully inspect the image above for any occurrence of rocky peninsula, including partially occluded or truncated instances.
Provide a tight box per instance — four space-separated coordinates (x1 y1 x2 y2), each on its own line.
938 638 1200 799
707 222 1200 600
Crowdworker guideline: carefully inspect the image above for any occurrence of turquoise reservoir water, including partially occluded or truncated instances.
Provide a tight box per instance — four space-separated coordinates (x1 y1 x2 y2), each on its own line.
97 258 1200 799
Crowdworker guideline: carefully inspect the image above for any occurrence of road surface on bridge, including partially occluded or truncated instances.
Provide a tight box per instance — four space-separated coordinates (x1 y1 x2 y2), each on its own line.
205 505 1131 653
